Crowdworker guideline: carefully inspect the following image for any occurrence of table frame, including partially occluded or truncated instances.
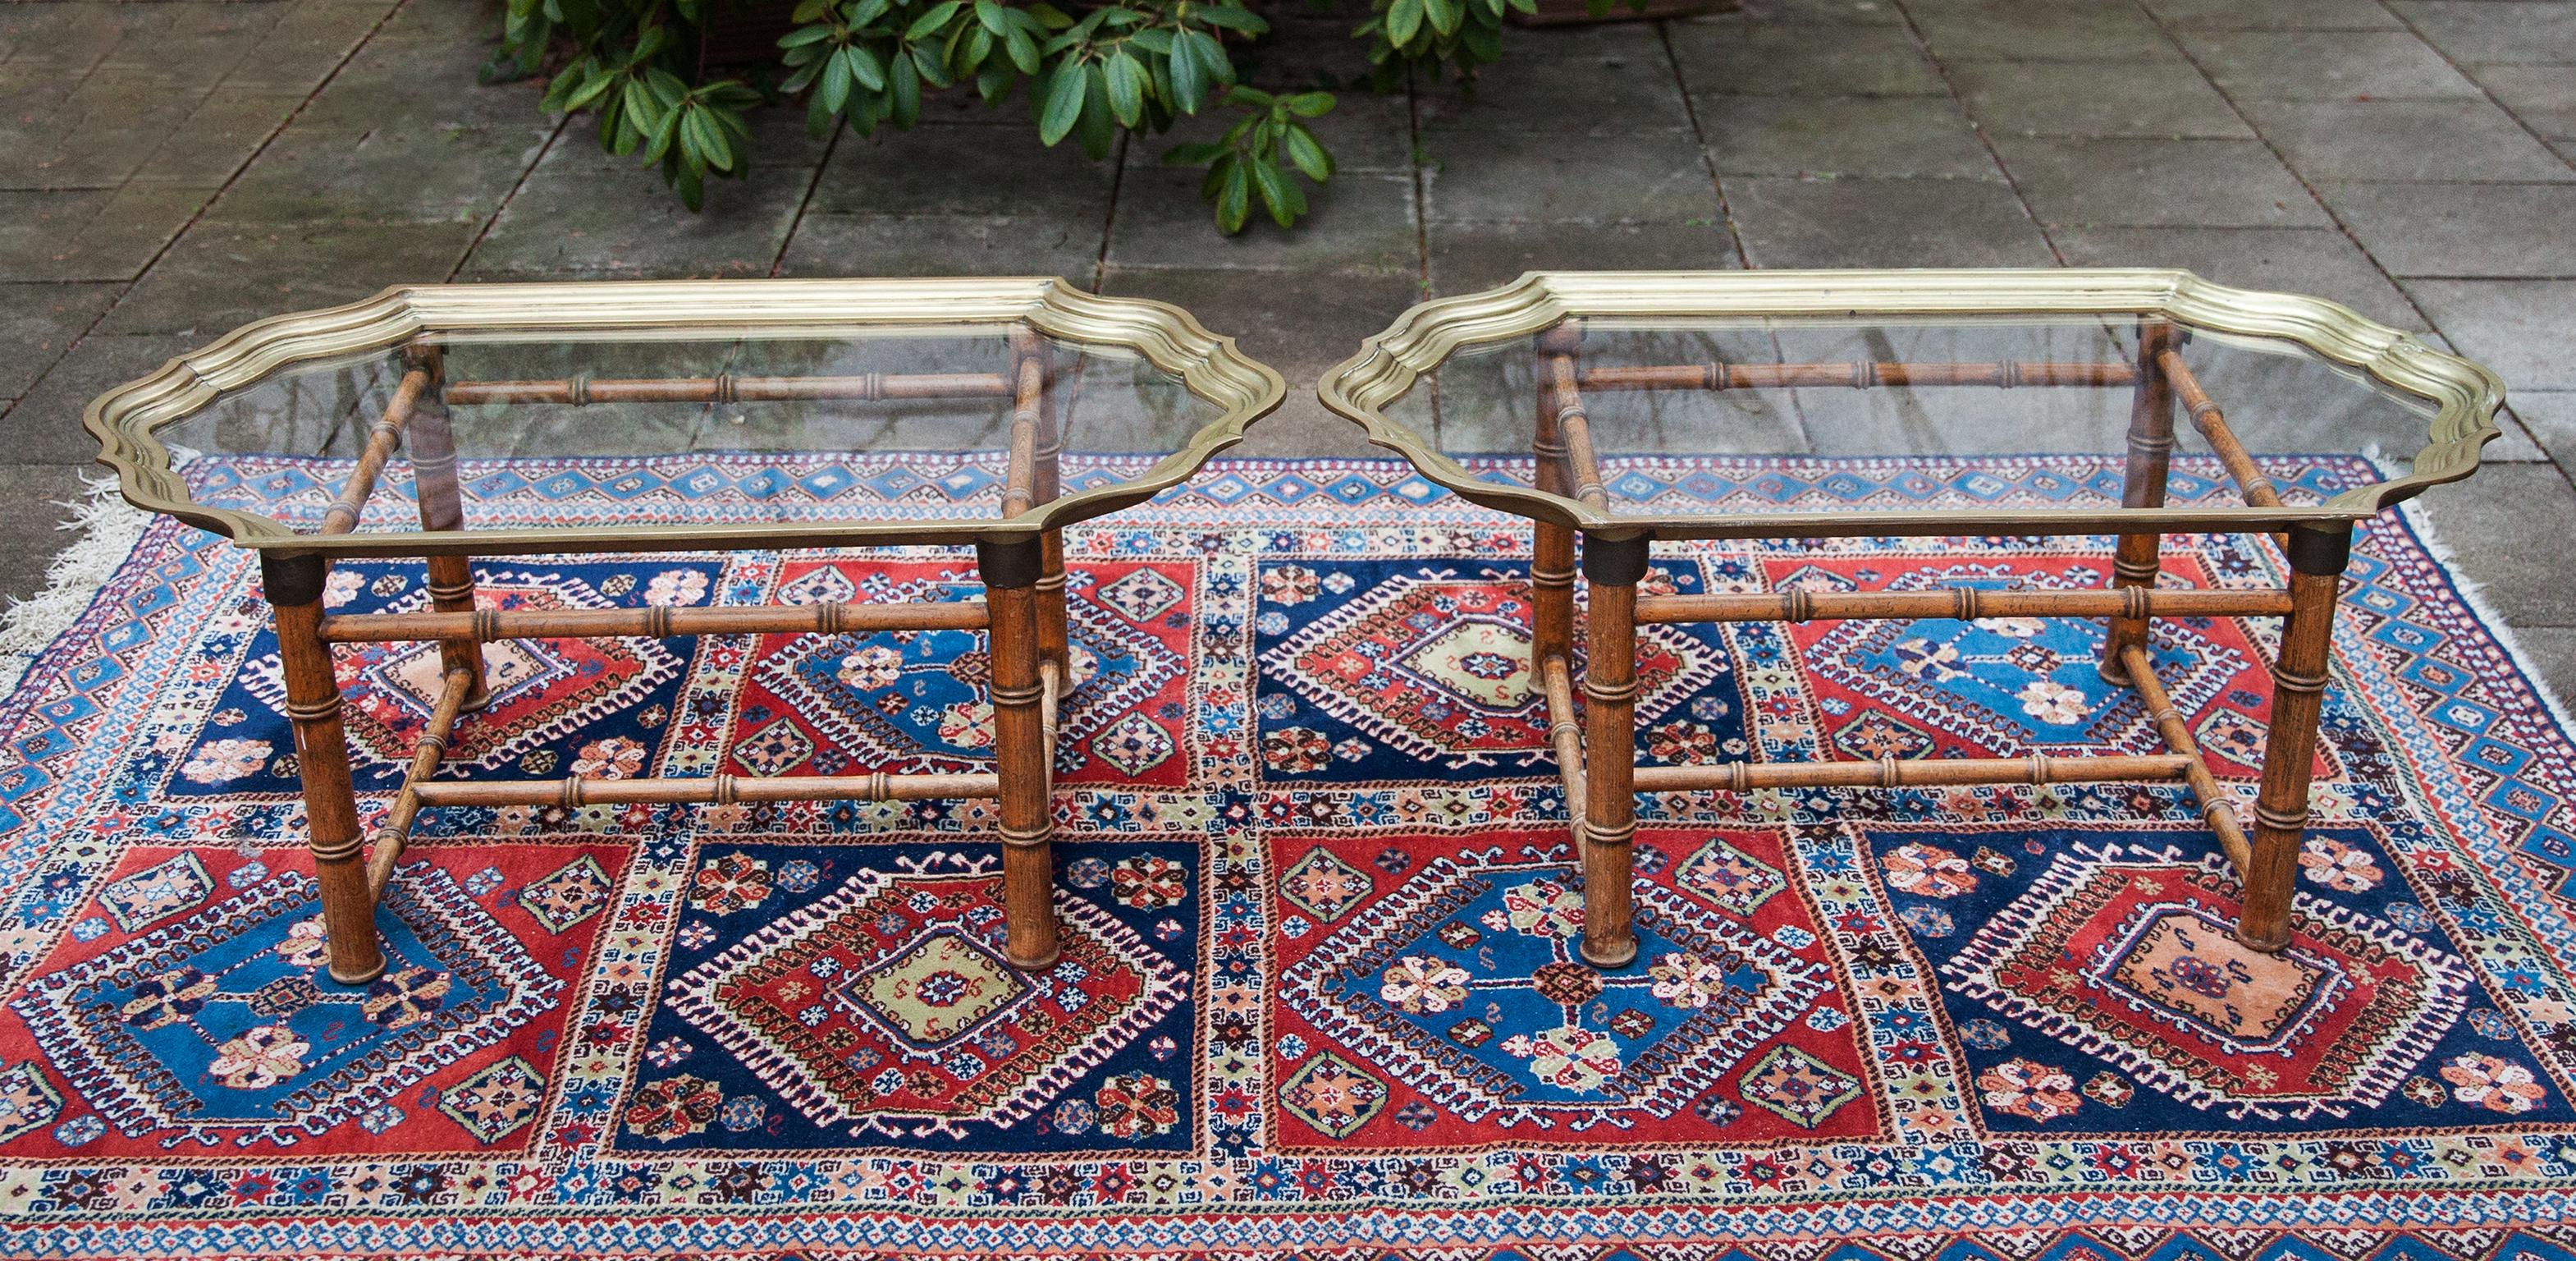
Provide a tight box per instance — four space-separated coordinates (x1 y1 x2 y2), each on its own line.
1320 269 2505 970
86 279 1285 984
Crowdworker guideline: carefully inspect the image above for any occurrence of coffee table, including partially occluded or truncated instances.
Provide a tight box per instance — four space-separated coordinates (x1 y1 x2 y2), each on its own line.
1319 269 2503 970
86 277 1283 983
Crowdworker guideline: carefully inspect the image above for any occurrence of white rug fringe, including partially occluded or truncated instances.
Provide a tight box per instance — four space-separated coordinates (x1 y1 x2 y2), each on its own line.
2397 495 2576 735
0 477 154 700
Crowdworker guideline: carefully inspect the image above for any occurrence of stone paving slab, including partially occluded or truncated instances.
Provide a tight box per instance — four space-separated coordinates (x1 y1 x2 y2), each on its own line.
0 0 2571 697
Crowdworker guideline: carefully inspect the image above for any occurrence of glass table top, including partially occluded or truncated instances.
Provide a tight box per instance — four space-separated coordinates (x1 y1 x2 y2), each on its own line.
1325 271 2504 539
88 279 1283 557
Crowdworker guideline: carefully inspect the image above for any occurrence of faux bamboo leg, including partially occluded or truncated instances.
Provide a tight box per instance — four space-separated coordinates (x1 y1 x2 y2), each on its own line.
981 536 1059 969
2101 322 2176 684
1532 326 1578 672
1579 533 1648 970
1012 332 1072 683
266 553 386 986
406 346 489 711
2237 523 2350 952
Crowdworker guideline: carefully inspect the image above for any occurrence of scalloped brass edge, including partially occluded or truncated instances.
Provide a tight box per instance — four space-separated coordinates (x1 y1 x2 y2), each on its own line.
85 277 1287 557
1315 268 2506 538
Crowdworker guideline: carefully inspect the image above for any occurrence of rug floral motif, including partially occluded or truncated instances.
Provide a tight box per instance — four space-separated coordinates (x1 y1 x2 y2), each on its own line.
0 452 2569 1259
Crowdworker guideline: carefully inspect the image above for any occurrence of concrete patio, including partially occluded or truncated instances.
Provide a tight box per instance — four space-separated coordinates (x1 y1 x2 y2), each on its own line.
2 0 2571 696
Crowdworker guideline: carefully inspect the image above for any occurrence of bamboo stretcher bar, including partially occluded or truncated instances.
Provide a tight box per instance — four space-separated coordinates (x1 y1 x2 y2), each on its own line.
442 371 1015 406
1544 351 1610 509
2153 347 2292 553
2121 642 2254 878
1000 356 1046 516
1634 752 2194 793
1634 585 2296 626
364 665 475 900
319 599 989 644
1540 653 1585 839
1578 360 2141 392
413 771 1003 809
318 367 432 536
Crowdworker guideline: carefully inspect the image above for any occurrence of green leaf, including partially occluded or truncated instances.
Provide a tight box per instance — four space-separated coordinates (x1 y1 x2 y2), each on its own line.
1004 24 1040 74
912 42 953 87
643 103 684 163
904 0 962 40
1125 27 1173 53
974 0 1010 33
621 76 661 130
778 23 837 47
686 107 734 171
645 67 689 107
890 50 922 123
849 0 890 24
1283 123 1334 180
1167 30 1206 112
1250 158 1294 227
1076 63 1115 157
564 68 620 111
1195 4 1267 32
1387 0 1423 44
1162 140 1228 165
1038 62 1087 143
1215 160 1250 233
1182 30 1233 85
844 43 885 89
1424 0 1462 35
1104 51 1146 126
1284 91 1334 117
807 89 840 136
819 50 853 111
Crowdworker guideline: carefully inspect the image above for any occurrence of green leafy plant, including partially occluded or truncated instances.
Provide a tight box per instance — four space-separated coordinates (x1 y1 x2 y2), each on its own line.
498 0 1595 230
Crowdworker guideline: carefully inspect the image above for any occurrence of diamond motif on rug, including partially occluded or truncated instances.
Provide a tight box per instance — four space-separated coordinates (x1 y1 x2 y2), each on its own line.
660 860 1187 1142
96 852 212 932
224 566 694 784
11 865 562 1147
1736 1043 1862 1129
1260 569 1726 768
1279 853 1828 1129
437 1055 545 1144
1805 562 2249 753
752 573 1181 769
1942 846 2473 1121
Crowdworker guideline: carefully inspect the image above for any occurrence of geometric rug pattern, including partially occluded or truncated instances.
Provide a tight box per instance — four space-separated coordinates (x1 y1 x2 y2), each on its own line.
0 452 2570 1255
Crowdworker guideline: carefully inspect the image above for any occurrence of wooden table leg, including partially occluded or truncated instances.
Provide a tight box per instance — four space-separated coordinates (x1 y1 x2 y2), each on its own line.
1531 329 1578 682
981 536 1060 970
2237 522 2350 952
405 346 489 711
265 552 387 986
1579 532 1648 970
2101 322 2176 684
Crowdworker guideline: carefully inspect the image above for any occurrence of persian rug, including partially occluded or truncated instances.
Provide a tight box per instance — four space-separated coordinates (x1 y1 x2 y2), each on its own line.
0 452 2570 1260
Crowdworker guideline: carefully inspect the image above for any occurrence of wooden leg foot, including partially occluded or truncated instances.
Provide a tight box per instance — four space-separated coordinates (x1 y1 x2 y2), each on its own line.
2235 524 2349 953
1578 533 1646 972
268 553 386 988
982 537 1060 970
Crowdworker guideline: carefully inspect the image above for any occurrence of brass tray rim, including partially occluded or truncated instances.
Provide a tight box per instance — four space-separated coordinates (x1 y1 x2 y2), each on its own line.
1314 268 2506 538
85 277 1288 558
